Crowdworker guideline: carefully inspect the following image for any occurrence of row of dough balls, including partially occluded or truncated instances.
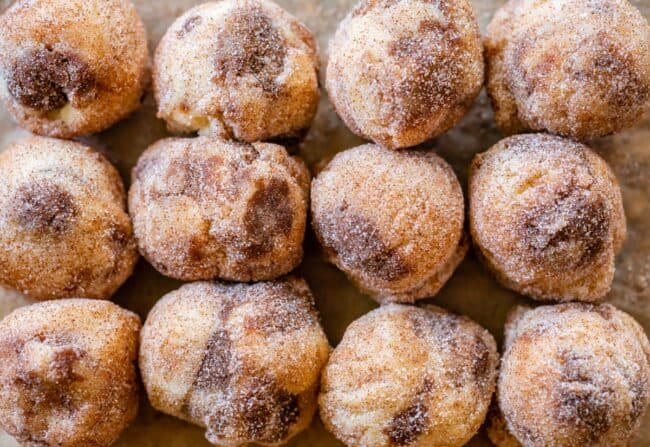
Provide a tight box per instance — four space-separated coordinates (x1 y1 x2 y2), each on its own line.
0 133 626 304
327 0 650 147
1 0 647 145
311 133 627 304
0 282 648 447
0 135 310 300
0 0 321 142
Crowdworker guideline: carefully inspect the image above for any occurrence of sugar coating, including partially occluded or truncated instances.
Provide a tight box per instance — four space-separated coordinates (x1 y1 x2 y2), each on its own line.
311 144 466 303
129 136 309 282
139 277 330 447
497 303 650 447
0 0 149 139
154 0 320 142
0 299 141 447
469 134 626 302
319 304 498 447
326 0 483 149
0 136 138 301
485 0 650 140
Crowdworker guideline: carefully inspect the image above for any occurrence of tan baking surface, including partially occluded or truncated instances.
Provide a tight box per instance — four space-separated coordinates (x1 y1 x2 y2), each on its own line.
0 0 649 446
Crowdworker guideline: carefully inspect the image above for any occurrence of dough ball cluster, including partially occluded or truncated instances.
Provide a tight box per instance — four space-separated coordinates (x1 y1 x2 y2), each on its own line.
469 134 626 303
129 137 309 282
327 0 483 149
0 299 141 447
0 0 149 138
154 0 320 142
485 0 650 140
139 277 330 446
0 136 138 300
496 303 650 447
319 304 498 447
311 144 467 303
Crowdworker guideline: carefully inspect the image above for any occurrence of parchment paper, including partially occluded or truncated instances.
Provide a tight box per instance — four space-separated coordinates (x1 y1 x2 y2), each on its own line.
0 1 649 446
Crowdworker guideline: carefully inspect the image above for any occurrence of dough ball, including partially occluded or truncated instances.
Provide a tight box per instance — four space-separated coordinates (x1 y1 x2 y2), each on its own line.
469 134 626 302
0 0 149 138
139 277 330 446
485 0 650 140
497 303 650 447
0 299 141 447
0 136 138 300
129 136 309 282
326 0 483 149
319 304 498 447
311 144 467 303
154 0 320 142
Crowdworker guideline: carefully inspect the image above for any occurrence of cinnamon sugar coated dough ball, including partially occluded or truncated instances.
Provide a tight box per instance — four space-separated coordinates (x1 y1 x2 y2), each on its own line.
139 278 330 446
469 134 626 303
326 0 483 149
154 0 320 142
0 299 141 447
485 0 650 140
311 144 467 303
129 137 309 282
0 0 149 139
319 304 498 447
0 136 138 300
497 304 650 447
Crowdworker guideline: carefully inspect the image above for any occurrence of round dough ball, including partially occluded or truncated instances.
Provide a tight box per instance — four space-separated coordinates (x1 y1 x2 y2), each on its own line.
0 136 138 300
326 0 483 149
485 0 650 140
139 277 330 446
0 299 141 447
129 137 309 282
154 0 320 142
311 144 467 303
498 303 650 447
0 0 149 139
319 304 498 447
469 134 626 302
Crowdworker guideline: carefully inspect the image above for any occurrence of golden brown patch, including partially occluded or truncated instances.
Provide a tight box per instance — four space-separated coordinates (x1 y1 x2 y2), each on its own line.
587 34 649 109
214 8 286 93
409 306 460 340
205 378 300 444
194 330 233 391
315 206 411 282
385 379 433 446
244 297 312 335
554 351 612 443
629 375 649 421
472 335 492 382
384 19 465 133
243 178 293 257
159 152 225 199
12 181 77 234
12 335 86 438
239 380 299 443
7 48 96 111
520 192 609 269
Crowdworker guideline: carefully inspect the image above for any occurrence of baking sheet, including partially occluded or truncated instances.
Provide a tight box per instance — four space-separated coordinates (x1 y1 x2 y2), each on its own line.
0 0 649 446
